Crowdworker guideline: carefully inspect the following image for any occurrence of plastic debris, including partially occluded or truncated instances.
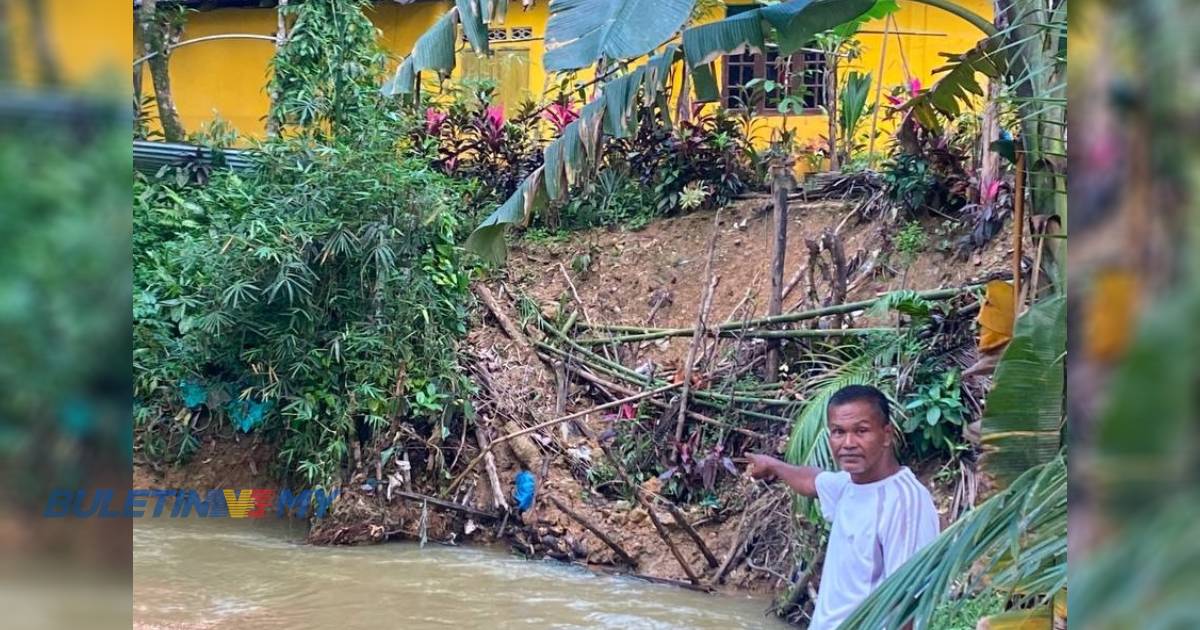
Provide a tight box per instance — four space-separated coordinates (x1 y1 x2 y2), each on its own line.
514 470 536 512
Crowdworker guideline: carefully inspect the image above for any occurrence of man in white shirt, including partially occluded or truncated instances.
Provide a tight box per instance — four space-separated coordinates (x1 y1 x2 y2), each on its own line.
747 384 940 630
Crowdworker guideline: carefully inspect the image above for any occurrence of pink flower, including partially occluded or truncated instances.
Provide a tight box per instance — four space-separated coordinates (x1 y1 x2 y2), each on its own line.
484 105 505 131
982 179 1001 203
541 101 579 132
425 107 447 134
908 77 923 95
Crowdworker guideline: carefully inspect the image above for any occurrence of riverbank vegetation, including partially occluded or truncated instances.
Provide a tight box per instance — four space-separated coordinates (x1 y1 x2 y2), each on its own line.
134 0 1065 627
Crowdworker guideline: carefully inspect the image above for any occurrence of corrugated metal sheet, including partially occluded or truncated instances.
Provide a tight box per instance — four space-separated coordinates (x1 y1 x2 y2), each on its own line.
133 140 254 173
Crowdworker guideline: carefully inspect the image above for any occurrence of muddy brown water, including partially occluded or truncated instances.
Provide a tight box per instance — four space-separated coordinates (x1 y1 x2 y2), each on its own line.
134 517 792 629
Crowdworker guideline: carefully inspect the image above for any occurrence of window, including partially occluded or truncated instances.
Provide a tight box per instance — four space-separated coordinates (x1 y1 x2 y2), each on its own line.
720 3 827 114
722 47 828 114
461 27 535 43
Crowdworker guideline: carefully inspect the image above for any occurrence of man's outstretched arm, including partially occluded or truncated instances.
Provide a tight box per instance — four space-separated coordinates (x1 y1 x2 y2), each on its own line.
745 453 821 498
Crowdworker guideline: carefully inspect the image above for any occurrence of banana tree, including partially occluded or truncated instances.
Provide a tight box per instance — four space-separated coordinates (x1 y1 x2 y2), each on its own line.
464 0 877 261
384 0 1013 261
901 0 1067 280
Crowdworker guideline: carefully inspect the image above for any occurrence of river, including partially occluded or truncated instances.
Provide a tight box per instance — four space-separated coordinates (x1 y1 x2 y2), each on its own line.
134 517 792 629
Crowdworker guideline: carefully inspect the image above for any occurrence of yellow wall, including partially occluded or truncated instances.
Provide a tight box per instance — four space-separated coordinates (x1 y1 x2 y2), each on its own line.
145 0 992 144
9 0 130 88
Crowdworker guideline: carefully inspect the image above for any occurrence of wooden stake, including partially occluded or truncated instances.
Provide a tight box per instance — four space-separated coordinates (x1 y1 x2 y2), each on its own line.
1012 149 1026 307
766 157 793 382
866 13 892 169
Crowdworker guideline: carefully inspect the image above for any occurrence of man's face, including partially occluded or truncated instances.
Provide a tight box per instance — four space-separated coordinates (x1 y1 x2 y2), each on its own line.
827 399 892 476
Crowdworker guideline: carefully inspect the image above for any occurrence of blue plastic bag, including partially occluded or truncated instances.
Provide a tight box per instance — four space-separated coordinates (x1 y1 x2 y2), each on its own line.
514 470 536 512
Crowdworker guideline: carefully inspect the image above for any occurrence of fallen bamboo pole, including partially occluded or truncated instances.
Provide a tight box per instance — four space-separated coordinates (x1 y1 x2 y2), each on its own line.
578 285 979 340
533 323 797 408
447 384 681 495
575 327 900 345
390 490 499 520
547 495 637 568
551 354 768 439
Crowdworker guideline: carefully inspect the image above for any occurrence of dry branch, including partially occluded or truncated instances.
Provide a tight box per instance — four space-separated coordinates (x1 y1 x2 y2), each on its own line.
662 500 719 568
447 384 681 494
675 211 722 456
547 495 637 568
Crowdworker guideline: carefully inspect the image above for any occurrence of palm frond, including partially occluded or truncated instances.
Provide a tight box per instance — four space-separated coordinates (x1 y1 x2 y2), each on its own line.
842 455 1067 629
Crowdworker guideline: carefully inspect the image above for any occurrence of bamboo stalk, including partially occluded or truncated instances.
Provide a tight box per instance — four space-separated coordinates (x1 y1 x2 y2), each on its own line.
578 286 976 341
575 327 899 344
552 354 768 439
534 319 796 407
1012 149 1026 310
866 13 891 169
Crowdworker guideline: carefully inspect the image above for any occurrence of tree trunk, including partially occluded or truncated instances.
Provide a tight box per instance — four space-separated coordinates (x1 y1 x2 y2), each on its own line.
978 80 1001 204
267 0 289 138
137 0 187 142
24 0 60 86
0 1 13 83
766 157 794 383
826 55 840 171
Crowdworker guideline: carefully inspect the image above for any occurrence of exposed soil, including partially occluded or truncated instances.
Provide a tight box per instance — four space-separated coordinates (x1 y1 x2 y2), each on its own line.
134 195 1013 601
134 432 277 491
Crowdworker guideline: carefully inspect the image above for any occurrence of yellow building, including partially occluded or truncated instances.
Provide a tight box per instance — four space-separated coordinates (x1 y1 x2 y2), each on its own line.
140 0 992 145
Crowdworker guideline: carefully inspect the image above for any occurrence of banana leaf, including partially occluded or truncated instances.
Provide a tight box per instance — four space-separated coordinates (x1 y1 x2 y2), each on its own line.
980 295 1065 486
542 0 695 72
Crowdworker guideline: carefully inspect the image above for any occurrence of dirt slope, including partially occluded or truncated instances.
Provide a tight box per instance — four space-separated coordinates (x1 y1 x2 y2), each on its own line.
135 196 1013 600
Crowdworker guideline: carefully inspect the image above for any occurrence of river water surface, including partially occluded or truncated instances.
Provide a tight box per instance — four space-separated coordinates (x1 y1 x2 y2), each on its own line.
134 517 792 629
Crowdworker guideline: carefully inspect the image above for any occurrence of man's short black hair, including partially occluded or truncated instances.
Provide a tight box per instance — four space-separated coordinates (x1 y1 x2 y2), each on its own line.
827 384 890 426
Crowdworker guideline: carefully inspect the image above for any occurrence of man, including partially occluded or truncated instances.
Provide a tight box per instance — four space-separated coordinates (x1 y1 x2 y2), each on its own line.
747 384 939 630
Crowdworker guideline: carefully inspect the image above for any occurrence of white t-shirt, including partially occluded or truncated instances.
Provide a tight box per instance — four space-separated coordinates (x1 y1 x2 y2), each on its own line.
810 466 940 630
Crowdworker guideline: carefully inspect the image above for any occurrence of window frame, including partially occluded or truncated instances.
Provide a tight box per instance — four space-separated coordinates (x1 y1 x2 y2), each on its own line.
721 47 829 116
